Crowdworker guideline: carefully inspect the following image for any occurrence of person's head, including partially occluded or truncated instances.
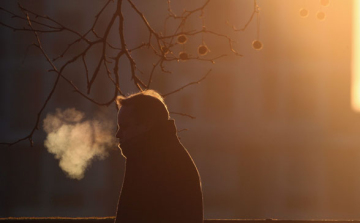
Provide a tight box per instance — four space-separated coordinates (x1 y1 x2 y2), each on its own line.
115 90 170 144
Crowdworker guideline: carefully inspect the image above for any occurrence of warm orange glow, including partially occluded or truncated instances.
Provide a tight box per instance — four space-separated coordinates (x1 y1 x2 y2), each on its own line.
352 0 360 112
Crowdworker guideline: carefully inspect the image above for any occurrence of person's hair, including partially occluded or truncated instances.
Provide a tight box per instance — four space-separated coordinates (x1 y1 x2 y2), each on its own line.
116 90 170 123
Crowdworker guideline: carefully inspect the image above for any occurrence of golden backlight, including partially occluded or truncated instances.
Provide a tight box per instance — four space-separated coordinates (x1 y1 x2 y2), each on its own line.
352 0 360 112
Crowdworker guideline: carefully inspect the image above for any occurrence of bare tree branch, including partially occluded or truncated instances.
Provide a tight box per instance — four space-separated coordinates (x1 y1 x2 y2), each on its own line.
227 0 259 32
177 128 189 133
0 11 63 147
147 59 161 89
18 4 91 43
0 6 60 29
162 69 211 98
170 112 196 119
117 0 146 91
0 21 63 33
0 0 253 146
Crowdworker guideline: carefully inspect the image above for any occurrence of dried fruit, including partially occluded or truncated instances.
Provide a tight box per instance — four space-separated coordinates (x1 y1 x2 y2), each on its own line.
198 45 209 56
179 52 188 60
252 40 263 50
317 11 326 20
177 35 188 44
299 8 309 18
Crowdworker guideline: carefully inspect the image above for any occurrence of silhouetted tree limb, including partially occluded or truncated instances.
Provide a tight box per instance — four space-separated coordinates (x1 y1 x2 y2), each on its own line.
170 112 196 119
162 69 211 98
227 0 259 33
0 0 259 147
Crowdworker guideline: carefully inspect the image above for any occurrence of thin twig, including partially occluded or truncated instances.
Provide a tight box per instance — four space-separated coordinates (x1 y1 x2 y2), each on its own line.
162 69 211 97
177 128 189 133
170 112 196 119
227 0 259 32
147 59 161 89
0 11 63 147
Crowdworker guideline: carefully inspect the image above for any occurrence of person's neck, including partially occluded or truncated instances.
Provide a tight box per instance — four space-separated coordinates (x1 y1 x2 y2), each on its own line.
119 119 177 159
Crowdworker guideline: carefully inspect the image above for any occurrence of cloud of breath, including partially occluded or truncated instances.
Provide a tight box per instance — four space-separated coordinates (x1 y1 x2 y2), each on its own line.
43 108 116 180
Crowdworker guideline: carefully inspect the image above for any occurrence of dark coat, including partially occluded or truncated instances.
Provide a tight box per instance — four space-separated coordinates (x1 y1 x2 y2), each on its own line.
115 120 204 223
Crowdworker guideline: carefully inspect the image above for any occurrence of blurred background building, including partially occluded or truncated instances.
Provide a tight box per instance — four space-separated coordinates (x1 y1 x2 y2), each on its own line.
1 0 360 220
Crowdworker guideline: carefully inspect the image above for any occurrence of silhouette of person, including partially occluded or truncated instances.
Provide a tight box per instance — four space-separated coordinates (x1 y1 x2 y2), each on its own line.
114 90 204 223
